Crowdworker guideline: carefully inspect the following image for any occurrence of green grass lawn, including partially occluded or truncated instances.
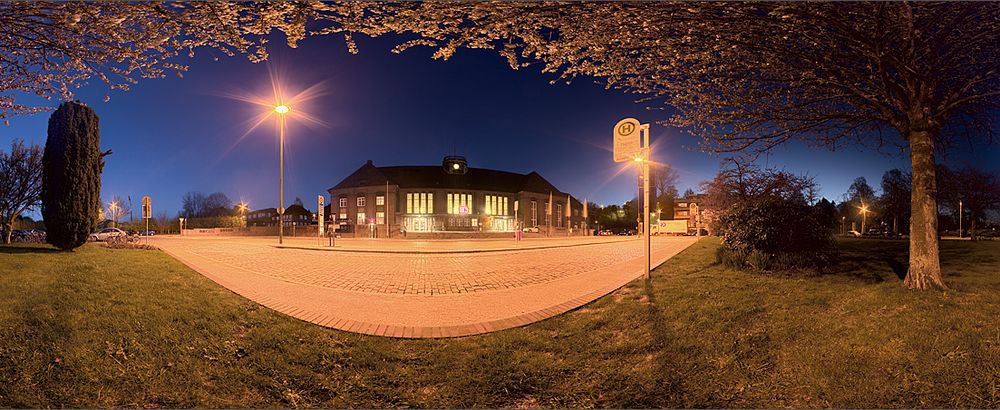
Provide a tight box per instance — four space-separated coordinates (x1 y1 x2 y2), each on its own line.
1 238 998 408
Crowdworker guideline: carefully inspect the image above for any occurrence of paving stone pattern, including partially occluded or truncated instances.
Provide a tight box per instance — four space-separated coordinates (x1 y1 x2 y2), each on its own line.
185 241 643 295
154 236 697 338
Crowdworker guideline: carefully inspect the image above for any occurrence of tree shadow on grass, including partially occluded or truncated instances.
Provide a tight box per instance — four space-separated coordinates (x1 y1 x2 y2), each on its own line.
825 240 909 284
641 275 692 407
0 245 61 254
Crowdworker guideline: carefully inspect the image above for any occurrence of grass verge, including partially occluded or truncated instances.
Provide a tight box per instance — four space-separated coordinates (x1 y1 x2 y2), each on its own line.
1 239 998 408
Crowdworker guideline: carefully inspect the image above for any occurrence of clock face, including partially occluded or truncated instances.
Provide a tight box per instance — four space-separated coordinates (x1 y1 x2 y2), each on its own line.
443 156 468 174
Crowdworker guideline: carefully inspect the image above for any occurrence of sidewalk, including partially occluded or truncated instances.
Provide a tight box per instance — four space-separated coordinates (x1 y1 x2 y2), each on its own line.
154 236 698 338
272 235 639 254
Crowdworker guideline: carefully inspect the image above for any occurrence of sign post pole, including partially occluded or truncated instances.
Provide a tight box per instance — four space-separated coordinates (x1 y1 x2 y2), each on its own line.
614 118 652 279
318 195 325 246
141 196 152 243
642 124 651 279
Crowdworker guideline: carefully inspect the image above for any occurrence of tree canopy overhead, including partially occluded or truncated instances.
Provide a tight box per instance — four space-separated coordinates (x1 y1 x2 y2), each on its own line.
0 2 321 121
3 2 998 289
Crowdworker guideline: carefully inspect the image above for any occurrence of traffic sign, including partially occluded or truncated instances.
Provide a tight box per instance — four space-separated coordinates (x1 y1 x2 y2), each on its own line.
141 196 152 219
613 117 642 162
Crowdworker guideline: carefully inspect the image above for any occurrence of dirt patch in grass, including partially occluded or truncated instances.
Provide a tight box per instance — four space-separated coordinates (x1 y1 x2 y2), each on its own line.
1 239 998 408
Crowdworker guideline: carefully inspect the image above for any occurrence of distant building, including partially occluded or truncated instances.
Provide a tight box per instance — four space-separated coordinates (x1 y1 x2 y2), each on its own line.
327 156 584 234
280 204 313 227
246 208 277 227
674 193 706 232
246 204 312 227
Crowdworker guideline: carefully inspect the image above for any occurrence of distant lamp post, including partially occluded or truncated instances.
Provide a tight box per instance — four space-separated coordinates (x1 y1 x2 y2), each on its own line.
859 204 870 234
958 199 963 238
237 202 249 227
109 201 120 227
275 104 289 244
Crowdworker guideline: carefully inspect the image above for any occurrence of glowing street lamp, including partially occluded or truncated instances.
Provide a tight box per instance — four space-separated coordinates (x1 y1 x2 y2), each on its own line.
237 201 249 227
224 65 329 244
275 104 289 244
109 201 120 227
859 203 870 234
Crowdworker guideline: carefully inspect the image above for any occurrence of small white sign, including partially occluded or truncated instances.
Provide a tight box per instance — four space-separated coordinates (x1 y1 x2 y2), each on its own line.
318 195 325 236
613 117 642 163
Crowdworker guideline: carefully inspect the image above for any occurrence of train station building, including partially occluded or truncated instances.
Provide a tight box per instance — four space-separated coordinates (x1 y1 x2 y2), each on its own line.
327 156 585 236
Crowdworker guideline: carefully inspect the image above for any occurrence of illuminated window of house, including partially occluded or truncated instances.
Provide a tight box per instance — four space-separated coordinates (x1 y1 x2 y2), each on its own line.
357 212 366 225
357 196 365 207
376 195 384 206
376 211 385 224
339 197 347 208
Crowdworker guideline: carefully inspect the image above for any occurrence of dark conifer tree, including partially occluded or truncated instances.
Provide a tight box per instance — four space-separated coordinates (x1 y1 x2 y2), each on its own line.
42 101 108 250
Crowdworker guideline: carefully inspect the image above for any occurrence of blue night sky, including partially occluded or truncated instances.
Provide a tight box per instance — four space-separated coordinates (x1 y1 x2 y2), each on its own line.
3 34 998 218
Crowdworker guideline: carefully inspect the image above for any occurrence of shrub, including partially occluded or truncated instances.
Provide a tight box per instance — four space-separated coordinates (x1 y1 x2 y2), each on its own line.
716 197 837 272
41 101 107 250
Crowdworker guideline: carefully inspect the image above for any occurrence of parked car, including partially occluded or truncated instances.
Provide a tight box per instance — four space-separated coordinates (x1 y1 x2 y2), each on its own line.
89 228 127 242
138 229 156 236
846 230 862 237
863 228 888 238
522 226 540 233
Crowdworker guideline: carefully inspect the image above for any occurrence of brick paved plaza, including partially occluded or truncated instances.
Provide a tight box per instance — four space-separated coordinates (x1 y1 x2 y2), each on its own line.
153 235 697 338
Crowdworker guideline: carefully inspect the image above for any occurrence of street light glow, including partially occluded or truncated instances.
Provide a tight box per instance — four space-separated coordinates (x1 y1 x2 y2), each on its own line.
274 105 289 114
634 156 643 162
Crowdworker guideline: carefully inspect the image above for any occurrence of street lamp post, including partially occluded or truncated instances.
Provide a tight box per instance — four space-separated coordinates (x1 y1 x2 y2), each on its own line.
275 104 289 244
110 201 120 228
958 199 963 238
859 203 869 235
633 146 651 278
238 202 248 227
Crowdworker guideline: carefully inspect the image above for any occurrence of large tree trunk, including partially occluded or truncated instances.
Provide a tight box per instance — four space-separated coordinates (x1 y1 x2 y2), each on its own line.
2 221 11 244
903 130 947 290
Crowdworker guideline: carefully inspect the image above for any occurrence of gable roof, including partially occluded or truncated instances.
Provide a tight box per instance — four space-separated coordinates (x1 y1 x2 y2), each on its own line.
329 160 568 196
284 204 312 216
